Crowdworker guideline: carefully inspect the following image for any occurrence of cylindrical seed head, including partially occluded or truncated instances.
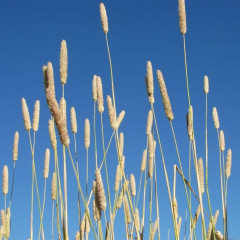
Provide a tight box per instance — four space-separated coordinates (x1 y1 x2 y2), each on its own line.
130 174 136 197
204 75 209 94
95 169 107 211
2 165 8 195
33 100 40 132
219 130 225 151
97 76 104 113
5 208 10 238
13 131 19 161
141 149 147 172
116 110 125 129
114 164 121 192
93 198 101 221
192 205 201 230
123 194 131 224
84 119 90 149
60 40 68 85
107 95 116 129
43 148 50 179
119 132 124 157
215 231 223 240
71 107 77 133
92 75 97 101
100 3 108 34
212 107 220 130
48 119 57 149
225 149 232 179
22 98 31 131
146 61 154 103
60 97 67 121
156 70 174 121
187 105 193 140
135 208 140 233
51 172 57 200
178 0 187 34
146 110 153 135
46 62 56 98
148 134 154 178
197 158 205 194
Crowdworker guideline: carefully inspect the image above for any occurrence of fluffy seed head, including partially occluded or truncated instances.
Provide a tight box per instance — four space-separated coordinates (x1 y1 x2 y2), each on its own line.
204 76 209 94
100 3 108 34
212 107 220 129
48 119 57 149
92 75 97 101
145 61 154 103
93 198 101 221
84 119 90 149
13 131 19 161
5 208 10 238
119 155 125 181
70 107 77 133
225 149 232 179
97 76 104 113
119 132 124 157
197 158 205 194
51 172 57 200
2 165 8 195
187 105 193 140
95 169 107 211
123 194 131 224
219 130 225 151
60 40 68 85
33 100 40 132
215 231 223 240
178 0 187 34
130 174 136 197
107 95 116 129
116 110 125 129
114 164 121 192
146 110 153 135
116 191 124 209
45 62 56 98
43 148 50 179
22 98 31 131
135 208 140 233
141 149 147 172
157 70 174 121
60 97 67 121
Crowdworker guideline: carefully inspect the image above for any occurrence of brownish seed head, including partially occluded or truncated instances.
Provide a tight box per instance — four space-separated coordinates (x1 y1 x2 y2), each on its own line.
33 100 40 132
21 98 31 131
48 119 57 149
2 165 8 195
95 169 107 211
93 198 101 221
60 97 67 121
60 40 68 85
46 62 56 98
156 70 174 121
100 3 108 34
13 131 19 161
43 148 50 179
70 107 77 134
178 0 187 34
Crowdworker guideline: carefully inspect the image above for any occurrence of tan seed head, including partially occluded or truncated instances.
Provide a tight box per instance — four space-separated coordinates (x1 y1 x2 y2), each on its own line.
60 97 67 121
146 61 154 103
141 149 147 172
204 75 209 94
92 75 97 101
33 100 40 132
60 40 68 85
114 164 121 192
187 105 193 140
13 131 19 161
197 158 205 194
146 110 153 135
116 110 125 129
2 165 8 195
48 119 57 149
130 174 136 197
172 197 178 219
70 107 77 133
212 107 220 130
43 148 50 179
225 149 232 179
107 95 116 129
123 194 131 224
215 231 223 240
84 119 90 149
46 62 56 98
119 132 124 157
51 172 57 200
219 130 225 151
178 0 187 34
135 208 140 233
100 3 108 34
97 76 104 113
95 169 107 211
21 98 31 131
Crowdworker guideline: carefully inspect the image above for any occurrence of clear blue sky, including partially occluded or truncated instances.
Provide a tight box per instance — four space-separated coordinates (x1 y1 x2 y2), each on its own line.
0 0 239 239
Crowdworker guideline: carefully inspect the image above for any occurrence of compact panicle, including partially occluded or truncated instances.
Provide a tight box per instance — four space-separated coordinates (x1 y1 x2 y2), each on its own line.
99 3 108 34
107 95 116 129
84 119 90 149
2 165 8 195
123 194 132 224
60 97 67 121
178 0 187 34
21 98 31 131
13 131 19 161
130 174 136 197
219 130 225 151
119 132 124 157
225 149 232 179
70 107 77 134
197 158 205 194
92 75 97 101
43 148 50 179
141 149 147 172
60 39 68 85
97 76 104 113
51 172 57 201
32 100 40 132
204 75 209 94
45 62 56 98
157 70 174 121
95 169 107 211
187 105 193 140
148 133 154 178
145 61 154 104
146 110 153 135
48 119 57 149
212 107 220 130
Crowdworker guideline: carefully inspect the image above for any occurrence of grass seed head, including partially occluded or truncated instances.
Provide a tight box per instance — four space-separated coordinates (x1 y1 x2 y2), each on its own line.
107 95 116 129
130 174 136 197
141 149 147 172
116 110 125 129
84 119 90 149
70 107 77 133
13 131 19 161
198 157 205 194
204 75 209 94
146 110 153 135
178 0 187 34
100 3 108 34
43 148 50 179
92 75 97 101
225 149 232 179
60 39 68 85
60 97 67 121
97 76 104 113
187 105 193 140
123 194 131 224
219 130 225 151
2 165 8 195
95 169 107 211
48 119 57 149
146 61 154 103
212 107 220 130
21 98 31 131
32 100 40 132
51 172 57 200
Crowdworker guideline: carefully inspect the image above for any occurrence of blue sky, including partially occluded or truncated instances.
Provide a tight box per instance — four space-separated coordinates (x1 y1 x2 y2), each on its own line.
0 0 239 239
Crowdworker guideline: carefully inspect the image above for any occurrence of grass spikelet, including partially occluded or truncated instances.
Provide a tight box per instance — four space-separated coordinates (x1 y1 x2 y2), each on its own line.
107 95 116 129
95 169 107 211
13 131 19 161
32 100 40 132
177 216 182 237
207 210 219 240
123 194 131 224
43 148 50 179
225 149 232 179
5 208 10 239
46 62 56 98
212 107 220 130
187 105 193 140
48 119 57 149
219 130 225 151
99 3 108 34
21 98 31 131
215 231 223 240
172 197 178 219
60 97 67 121
146 110 153 135
60 39 68 85
135 208 140 233
92 75 97 101
119 156 125 181
97 76 104 113
2 165 8 195
93 198 101 221
119 132 124 157
148 133 154 178
116 190 124 209
192 204 201 230
204 75 209 94
130 174 136 197
84 118 90 149
141 149 147 172
156 70 174 121
198 157 205 194
45 87 70 146
114 164 121 192
178 0 187 34
146 61 154 103
51 172 57 201
116 110 125 129
71 107 77 133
